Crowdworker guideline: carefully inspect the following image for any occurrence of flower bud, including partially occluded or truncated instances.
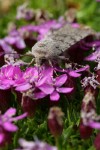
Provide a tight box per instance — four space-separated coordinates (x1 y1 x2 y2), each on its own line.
79 120 93 139
21 96 37 117
47 107 64 137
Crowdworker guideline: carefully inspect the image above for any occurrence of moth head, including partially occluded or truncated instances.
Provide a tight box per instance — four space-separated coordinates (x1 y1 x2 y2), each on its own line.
32 38 60 57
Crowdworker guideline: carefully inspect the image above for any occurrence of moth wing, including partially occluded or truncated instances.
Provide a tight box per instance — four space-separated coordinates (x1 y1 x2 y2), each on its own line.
51 24 95 51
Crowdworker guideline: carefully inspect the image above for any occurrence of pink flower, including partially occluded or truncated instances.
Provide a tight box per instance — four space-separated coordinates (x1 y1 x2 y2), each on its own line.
35 73 73 101
0 39 13 54
0 108 27 147
15 65 73 101
0 65 23 89
5 31 26 51
19 19 63 41
15 65 53 92
55 65 89 78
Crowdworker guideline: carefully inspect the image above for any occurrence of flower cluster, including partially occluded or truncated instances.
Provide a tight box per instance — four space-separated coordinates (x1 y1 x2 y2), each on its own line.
0 108 27 147
18 19 64 41
0 63 89 117
0 63 90 102
0 65 23 90
15 65 74 101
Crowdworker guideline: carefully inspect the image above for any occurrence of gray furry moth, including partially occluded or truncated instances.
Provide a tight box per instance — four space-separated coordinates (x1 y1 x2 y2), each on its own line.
31 24 94 65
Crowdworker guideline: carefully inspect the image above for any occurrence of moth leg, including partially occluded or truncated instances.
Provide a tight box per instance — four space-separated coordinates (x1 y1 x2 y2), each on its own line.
48 59 55 67
58 55 70 61
58 55 73 69
48 59 59 76
34 58 42 67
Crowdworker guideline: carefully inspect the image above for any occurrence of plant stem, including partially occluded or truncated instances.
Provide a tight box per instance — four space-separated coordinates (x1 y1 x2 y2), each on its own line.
55 136 62 150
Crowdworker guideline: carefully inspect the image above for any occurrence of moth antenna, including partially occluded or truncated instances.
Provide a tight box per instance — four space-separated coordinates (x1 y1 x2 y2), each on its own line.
58 56 69 61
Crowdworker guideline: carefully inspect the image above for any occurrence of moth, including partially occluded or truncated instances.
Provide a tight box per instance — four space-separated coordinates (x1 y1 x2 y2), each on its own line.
31 24 95 65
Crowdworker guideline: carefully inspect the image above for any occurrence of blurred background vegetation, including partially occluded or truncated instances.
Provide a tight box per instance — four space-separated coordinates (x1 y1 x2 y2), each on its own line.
0 0 100 38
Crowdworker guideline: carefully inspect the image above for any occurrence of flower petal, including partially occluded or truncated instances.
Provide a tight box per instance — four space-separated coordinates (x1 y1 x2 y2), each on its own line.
42 66 53 77
38 84 54 94
16 37 26 49
85 50 100 61
34 91 47 99
55 74 67 87
5 66 14 78
0 39 13 52
4 108 16 117
11 113 27 121
68 71 81 77
75 65 89 72
36 77 48 87
5 36 16 45
3 122 18 132
24 67 38 81
50 91 60 101
0 133 4 144
2 79 14 85
0 84 10 90
56 87 73 93
15 83 32 91
88 121 100 129
19 138 34 148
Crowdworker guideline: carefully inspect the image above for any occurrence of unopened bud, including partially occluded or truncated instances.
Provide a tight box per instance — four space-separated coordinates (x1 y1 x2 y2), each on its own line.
48 107 64 137
21 96 37 117
79 120 93 139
